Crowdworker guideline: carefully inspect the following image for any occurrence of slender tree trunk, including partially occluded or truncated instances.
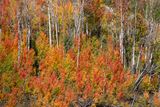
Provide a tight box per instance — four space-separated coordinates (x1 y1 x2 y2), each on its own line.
48 1 52 47
55 20 59 48
27 25 31 51
132 35 136 73
51 4 54 45
52 22 54 44
81 6 84 33
145 0 148 19
136 45 142 71
75 12 81 69
77 35 80 69
27 17 31 51
145 46 148 61
119 0 124 65
55 3 59 48
74 0 84 69
23 0 31 51
86 22 88 35
17 9 22 65
132 0 137 73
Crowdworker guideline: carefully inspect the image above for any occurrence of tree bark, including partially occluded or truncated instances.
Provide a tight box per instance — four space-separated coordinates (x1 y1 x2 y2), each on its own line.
132 0 137 73
17 8 22 65
48 1 52 47
55 2 59 48
27 16 31 51
74 0 84 69
55 20 59 48
86 22 88 35
119 0 124 66
136 45 142 71
51 2 54 45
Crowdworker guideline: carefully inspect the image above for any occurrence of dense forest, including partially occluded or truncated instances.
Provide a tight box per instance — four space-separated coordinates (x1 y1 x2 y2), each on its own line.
0 0 160 107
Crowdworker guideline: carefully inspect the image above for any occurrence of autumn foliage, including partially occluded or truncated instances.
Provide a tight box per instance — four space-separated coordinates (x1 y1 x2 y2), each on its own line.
0 0 160 107
0 34 159 107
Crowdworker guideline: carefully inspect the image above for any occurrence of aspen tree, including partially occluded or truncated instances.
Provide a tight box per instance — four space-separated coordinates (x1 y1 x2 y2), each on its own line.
48 0 52 47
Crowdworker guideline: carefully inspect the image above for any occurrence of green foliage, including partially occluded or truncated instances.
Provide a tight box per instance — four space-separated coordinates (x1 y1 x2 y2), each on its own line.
153 1 160 23
64 36 73 53
52 87 60 96
0 53 14 73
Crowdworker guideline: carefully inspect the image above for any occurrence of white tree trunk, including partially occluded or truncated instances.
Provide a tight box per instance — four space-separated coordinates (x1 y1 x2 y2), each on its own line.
54 2 59 48
119 0 124 65
48 1 52 47
86 22 88 35
74 0 84 69
27 24 31 51
17 9 22 65
132 36 135 72
132 0 137 73
51 9 54 45
136 45 142 71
